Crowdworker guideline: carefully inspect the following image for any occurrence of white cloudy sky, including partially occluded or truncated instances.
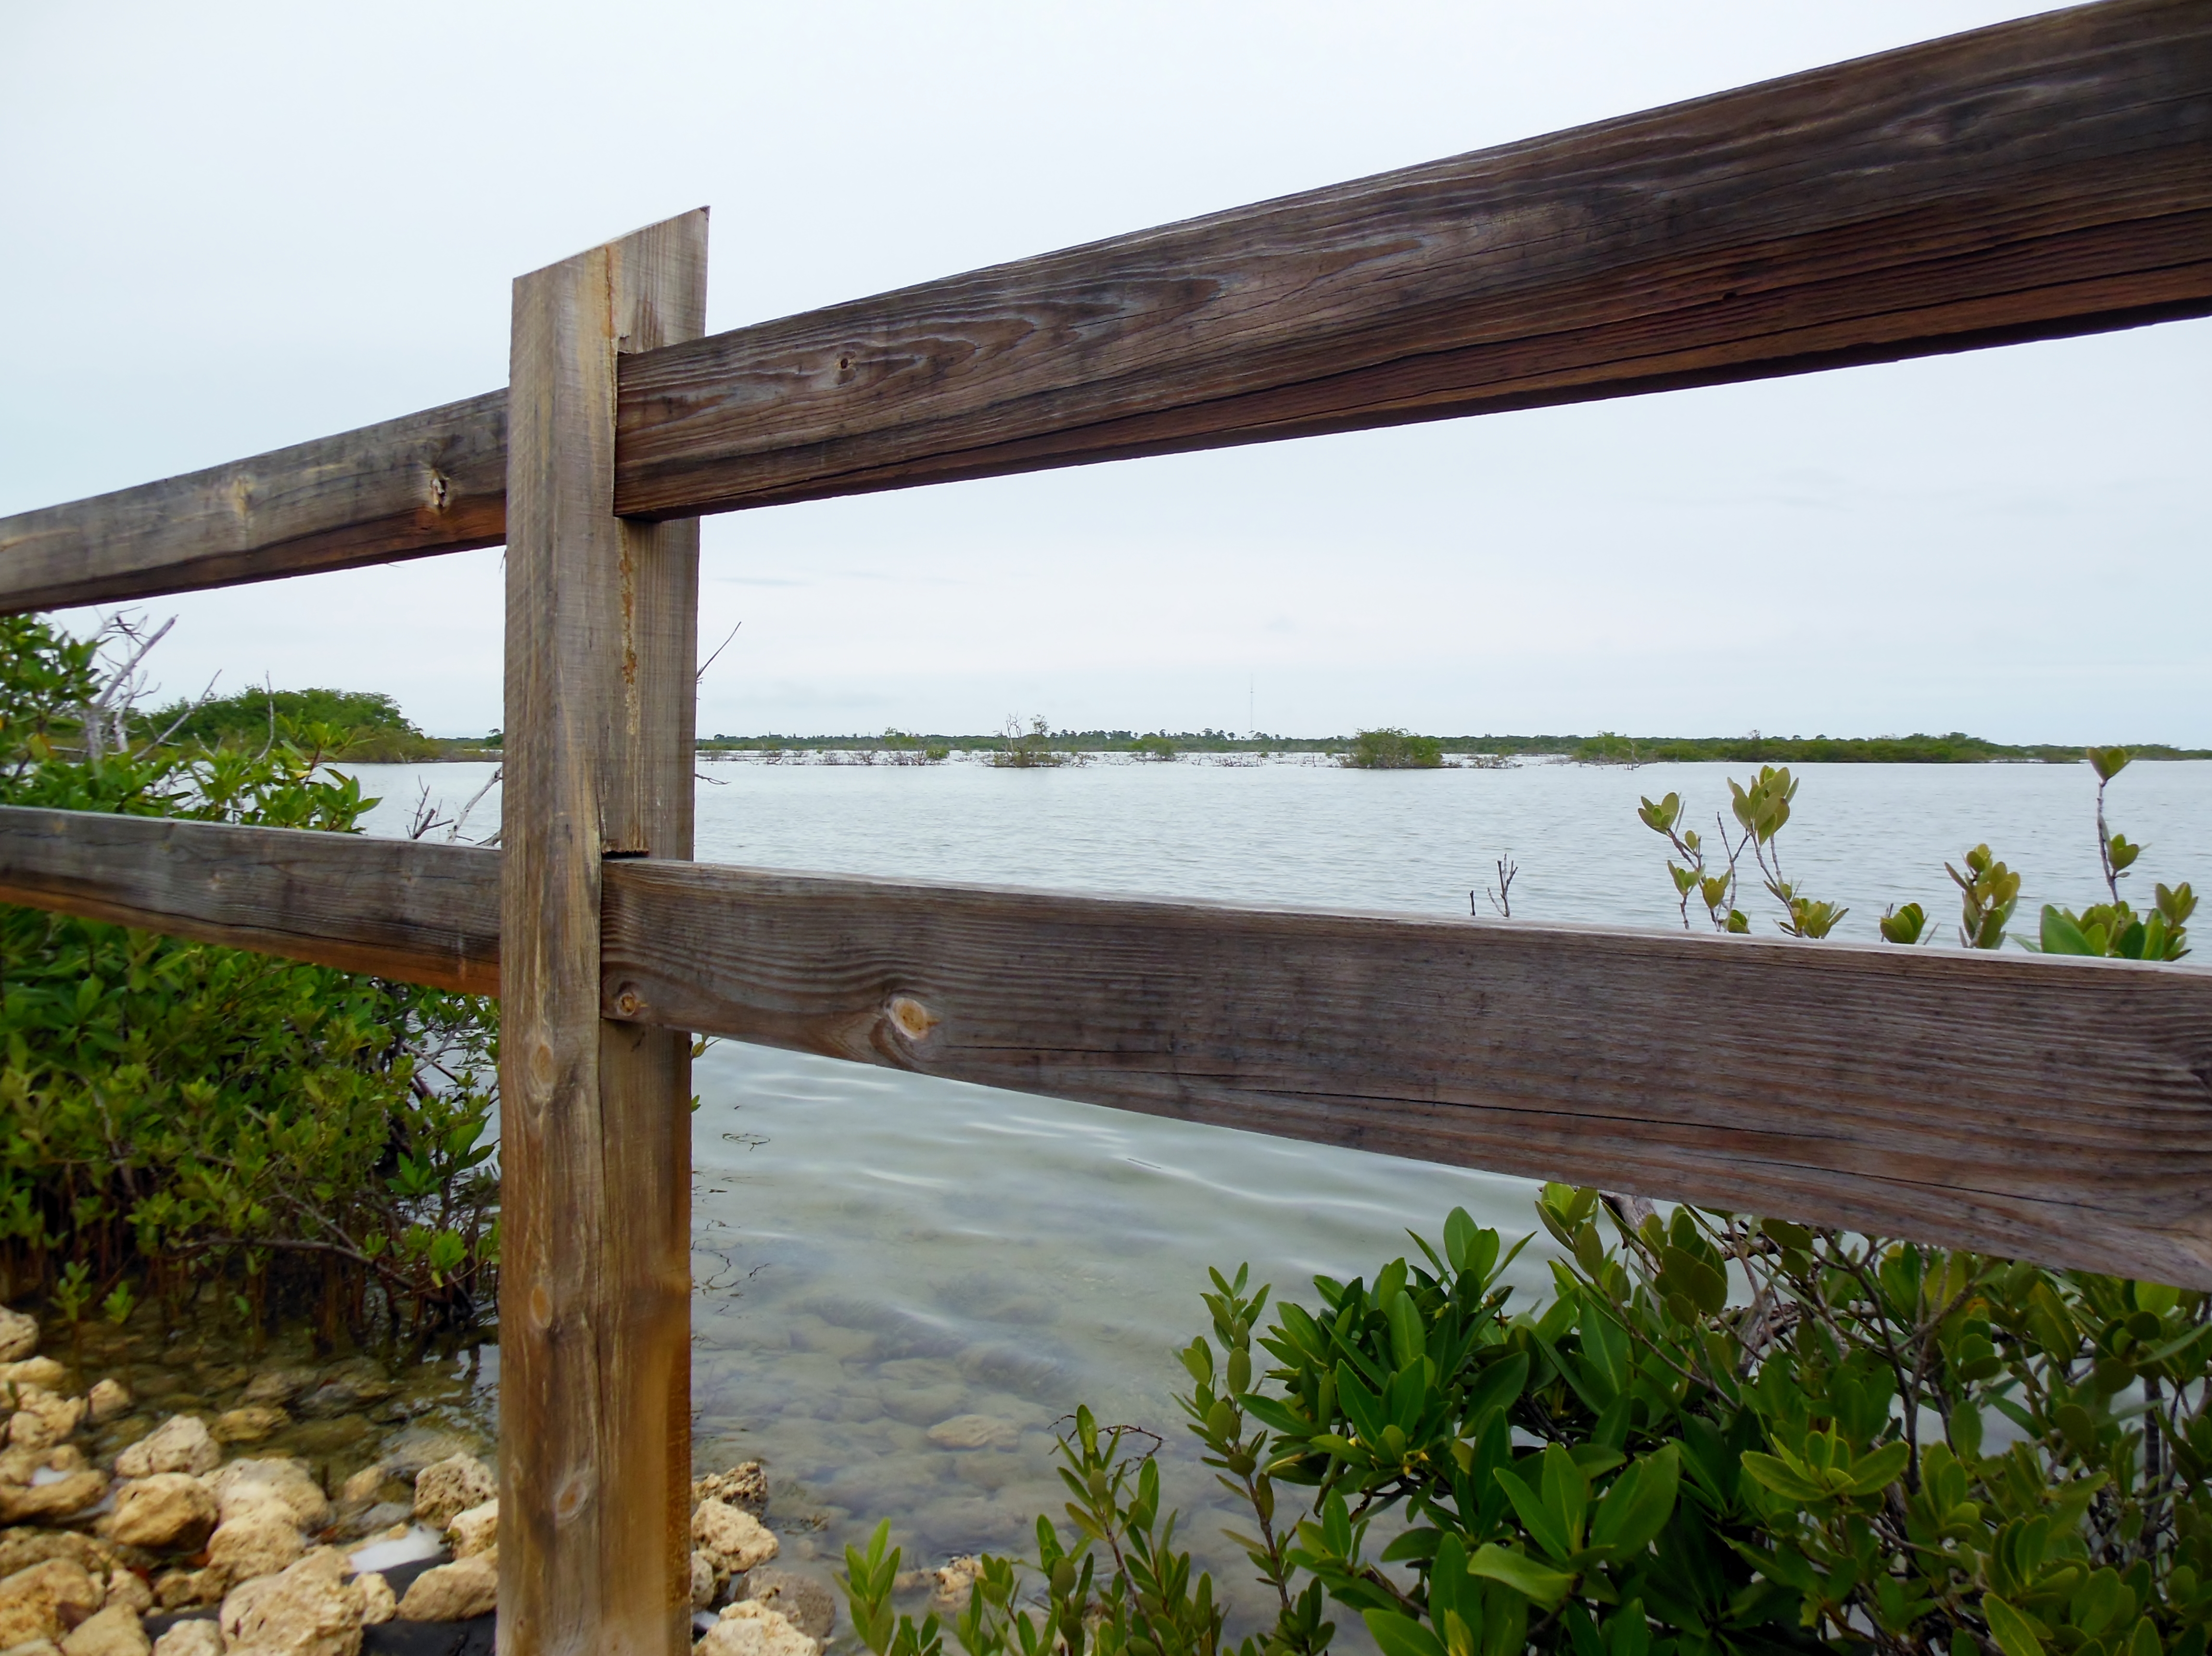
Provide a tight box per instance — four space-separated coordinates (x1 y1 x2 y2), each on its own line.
4 0 2204 742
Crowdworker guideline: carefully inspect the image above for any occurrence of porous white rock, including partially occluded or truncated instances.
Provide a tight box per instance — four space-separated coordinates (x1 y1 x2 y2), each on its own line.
108 1476 217 1552
395 1550 496 1622
149 1621 223 1656
408 1456 493 1531
206 1462 330 1534
695 1599 820 1656
0 1308 39 1364
445 1501 496 1561
690 1500 777 1575
58 1603 150 1656
84 1384 131 1428
218 1548 364 1656
353 1573 393 1627
0 1555 104 1647
206 1512 304 1585
114 1419 218 1481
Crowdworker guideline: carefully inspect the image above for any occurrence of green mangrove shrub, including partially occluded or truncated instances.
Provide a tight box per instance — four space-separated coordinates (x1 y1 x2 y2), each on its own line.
0 614 499 1342
1344 731 1444 771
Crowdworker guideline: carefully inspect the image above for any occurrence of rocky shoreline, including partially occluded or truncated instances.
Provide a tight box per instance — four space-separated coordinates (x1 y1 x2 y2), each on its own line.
0 1308 842 1656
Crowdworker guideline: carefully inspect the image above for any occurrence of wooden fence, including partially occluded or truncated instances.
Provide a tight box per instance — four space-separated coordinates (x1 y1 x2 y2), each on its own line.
1 2 2209 1650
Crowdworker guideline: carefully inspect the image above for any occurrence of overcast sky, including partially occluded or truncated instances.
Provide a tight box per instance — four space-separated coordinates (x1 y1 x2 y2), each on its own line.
5 0 2204 742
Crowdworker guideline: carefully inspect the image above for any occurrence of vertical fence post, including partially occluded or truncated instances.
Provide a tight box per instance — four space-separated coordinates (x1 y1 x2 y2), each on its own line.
500 209 709 1655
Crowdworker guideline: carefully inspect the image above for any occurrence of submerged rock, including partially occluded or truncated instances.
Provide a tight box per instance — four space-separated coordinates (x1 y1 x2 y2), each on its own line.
743 1566 836 1641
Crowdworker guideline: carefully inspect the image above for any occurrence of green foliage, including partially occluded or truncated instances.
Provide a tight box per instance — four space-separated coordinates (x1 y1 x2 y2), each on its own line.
1135 735 1182 762
0 615 498 1339
1344 731 1444 771
144 685 442 763
2032 750 2195 964
849 1193 2212 1656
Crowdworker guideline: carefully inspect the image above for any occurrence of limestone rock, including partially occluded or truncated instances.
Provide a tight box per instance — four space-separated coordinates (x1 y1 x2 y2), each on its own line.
149 1622 223 1656
925 1415 1018 1451
743 1567 836 1641
7 1415 52 1454
218 1548 362 1656
114 1420 217 1482
292 1364 392 1424
58 1605 149 1656
445 1501 495 1561
394 1550 495 1622
205 1464 329 1535
82 1388 129 1430
1 1640 64 1656
206 1514 303 1585
0 1538 113 1591
0 1556 103 1647
97 1578 146 1620
691 1463 766 1514
0 1362 66 1392
14 1392 84 1445
0 1310 38 1365
0 1473 107 1526
691 1501 776 1575
151 1569 228 1612
331 1469 384 1511
690 1551 716 1611
353 1573 393 1627
109 1477 217 1553
696 1599 819 1656
407 1457 492 1532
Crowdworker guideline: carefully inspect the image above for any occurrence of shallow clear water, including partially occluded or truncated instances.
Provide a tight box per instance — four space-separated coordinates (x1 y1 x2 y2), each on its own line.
350 756 2212 1608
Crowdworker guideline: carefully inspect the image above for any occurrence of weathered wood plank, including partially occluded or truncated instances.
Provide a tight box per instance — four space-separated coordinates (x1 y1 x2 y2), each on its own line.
499 211 707 1656
613 0 2212 517
0 805 497 993
0 392 506 614
5 809 2209 1283
597 861 2212 1289
6 1 2208 614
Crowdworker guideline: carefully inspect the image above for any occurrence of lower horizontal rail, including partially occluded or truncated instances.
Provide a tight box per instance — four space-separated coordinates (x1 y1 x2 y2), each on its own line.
4 808 2209 1284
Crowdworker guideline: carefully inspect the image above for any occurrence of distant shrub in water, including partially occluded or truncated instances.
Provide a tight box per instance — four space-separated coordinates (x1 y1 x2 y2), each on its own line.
1134 734 1180 762
993 715 1068 769
1343 728 1444 769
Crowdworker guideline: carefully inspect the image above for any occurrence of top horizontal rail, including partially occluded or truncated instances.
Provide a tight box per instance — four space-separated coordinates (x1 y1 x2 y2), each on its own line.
2 0 2206 612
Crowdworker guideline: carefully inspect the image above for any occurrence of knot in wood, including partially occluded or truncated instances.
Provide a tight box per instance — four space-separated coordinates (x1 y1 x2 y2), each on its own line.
886 994 939 1040
611 982 648 1019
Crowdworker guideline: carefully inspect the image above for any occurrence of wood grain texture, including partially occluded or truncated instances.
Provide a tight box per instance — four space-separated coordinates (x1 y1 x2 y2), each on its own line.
598 861 2212 1289
0 391 505 614
613 0 2212 517
499 211 707 1656
7 811 2211 1285
6 0 2206 612
0 806 497 993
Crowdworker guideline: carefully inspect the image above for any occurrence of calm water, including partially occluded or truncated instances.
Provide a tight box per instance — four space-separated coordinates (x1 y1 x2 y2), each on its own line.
352 756 2212 1610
